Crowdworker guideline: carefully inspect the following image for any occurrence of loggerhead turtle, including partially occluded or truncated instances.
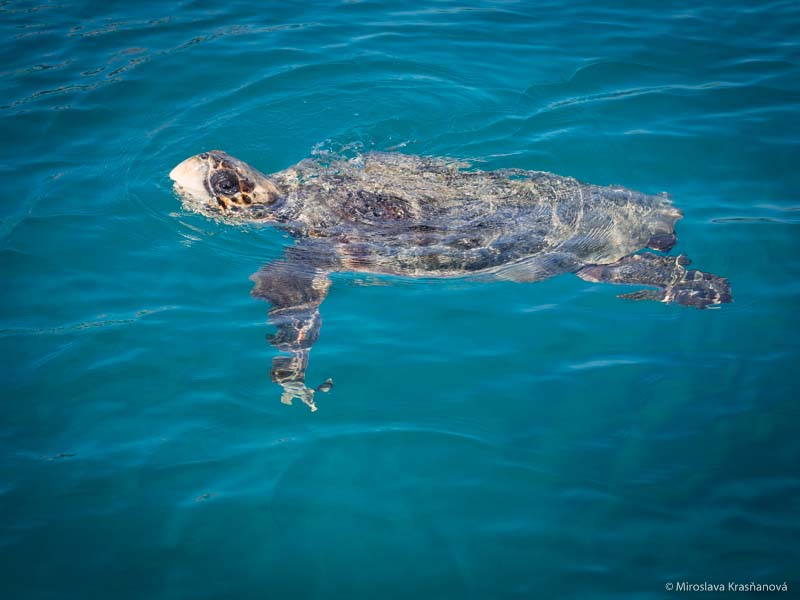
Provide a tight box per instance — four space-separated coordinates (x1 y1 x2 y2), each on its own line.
170 150 731 410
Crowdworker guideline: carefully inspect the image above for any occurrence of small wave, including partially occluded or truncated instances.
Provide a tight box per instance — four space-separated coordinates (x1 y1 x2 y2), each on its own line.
0 306 178 337
567 356 654 371
712 216 799 224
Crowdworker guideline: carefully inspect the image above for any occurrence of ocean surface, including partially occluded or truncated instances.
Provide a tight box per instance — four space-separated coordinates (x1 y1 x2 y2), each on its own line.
2 1 799 598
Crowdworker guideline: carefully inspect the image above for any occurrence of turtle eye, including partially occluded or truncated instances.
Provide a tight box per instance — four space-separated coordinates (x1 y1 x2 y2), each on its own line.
211 170 238 196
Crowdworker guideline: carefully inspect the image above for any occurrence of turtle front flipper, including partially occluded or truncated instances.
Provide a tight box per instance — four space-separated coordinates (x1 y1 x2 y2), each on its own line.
250 243 339 411
576 253 732 309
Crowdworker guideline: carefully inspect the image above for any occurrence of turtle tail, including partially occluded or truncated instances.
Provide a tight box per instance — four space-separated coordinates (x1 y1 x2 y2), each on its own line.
646 205 683 252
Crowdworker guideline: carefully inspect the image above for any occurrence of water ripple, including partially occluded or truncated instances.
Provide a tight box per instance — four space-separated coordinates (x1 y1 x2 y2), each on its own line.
1 0 798 596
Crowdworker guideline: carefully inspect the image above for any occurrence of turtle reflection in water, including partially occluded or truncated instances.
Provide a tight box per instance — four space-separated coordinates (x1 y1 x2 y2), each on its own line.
170 150 731 410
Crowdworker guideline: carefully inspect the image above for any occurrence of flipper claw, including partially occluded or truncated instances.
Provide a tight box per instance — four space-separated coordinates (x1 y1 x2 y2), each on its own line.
316 378 333 393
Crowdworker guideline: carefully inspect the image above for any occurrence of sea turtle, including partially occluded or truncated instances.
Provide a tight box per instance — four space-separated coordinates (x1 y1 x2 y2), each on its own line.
170 150 731 410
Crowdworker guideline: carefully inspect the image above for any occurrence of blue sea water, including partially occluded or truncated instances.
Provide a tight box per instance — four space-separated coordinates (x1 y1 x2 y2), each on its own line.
1 0 799 598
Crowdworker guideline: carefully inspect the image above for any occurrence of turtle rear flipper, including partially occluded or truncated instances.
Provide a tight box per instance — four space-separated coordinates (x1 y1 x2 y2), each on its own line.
577 253 732 309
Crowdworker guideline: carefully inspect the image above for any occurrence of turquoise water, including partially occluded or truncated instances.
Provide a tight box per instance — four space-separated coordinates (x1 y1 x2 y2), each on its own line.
2 0 799 597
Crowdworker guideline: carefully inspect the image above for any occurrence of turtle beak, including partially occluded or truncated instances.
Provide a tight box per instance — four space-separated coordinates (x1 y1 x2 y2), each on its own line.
169 154 210 201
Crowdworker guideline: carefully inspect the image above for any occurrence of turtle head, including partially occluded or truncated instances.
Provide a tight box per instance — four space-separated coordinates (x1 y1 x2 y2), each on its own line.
169 150 281 220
